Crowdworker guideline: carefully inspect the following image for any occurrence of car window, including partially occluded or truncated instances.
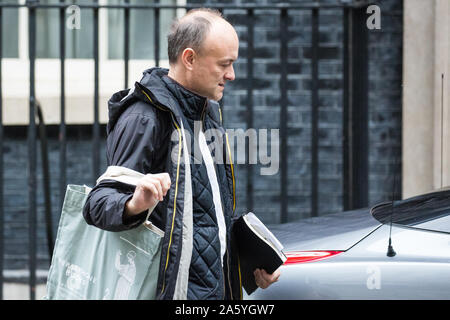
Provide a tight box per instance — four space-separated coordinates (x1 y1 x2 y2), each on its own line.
371 189 450 233
414 214 450 233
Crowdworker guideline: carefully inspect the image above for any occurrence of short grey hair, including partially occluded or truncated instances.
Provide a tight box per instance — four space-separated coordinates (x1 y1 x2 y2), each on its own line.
167 8 223 65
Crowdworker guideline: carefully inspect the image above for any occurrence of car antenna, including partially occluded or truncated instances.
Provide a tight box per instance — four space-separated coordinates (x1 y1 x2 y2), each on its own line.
441 73 444 189
387 160 397 257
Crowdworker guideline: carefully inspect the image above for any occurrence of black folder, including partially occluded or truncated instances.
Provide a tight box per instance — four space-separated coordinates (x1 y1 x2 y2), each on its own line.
232 212 287 295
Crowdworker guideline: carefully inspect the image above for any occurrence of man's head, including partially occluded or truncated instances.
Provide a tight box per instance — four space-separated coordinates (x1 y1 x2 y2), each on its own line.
167 8 239 101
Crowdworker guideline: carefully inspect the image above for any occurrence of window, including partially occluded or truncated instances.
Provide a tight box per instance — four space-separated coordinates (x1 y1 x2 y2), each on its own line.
36 0 94 59
1 0 19 58
33 0 175 59
1 0 180 126
108 0 174 60
371 189 450 233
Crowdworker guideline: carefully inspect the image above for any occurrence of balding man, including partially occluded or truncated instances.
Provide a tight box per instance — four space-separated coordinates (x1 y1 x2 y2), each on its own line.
83 8 279 300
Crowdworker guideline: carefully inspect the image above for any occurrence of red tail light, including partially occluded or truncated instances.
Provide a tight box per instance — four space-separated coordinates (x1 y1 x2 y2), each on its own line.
284 250 343 265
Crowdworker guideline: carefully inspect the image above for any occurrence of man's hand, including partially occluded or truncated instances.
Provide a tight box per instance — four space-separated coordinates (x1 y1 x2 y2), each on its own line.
254 268 281 289
125 173 171 217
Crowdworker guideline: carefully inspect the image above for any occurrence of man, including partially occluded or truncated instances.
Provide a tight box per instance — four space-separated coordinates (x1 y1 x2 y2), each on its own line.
83 8 280 300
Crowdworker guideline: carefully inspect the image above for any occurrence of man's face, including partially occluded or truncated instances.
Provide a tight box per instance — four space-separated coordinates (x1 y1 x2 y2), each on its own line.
189 22 239 101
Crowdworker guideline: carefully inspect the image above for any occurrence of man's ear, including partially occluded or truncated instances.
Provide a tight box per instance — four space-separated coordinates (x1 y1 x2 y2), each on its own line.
181 48 196 71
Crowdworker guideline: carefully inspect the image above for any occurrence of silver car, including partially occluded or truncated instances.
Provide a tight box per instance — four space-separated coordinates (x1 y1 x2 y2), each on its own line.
245 189 450 300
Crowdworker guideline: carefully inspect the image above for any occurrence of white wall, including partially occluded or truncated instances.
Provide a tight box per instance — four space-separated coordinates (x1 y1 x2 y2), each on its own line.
402 0 450 197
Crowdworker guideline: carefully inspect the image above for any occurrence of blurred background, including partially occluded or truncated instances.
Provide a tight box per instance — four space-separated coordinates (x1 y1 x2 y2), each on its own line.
0 0 445 299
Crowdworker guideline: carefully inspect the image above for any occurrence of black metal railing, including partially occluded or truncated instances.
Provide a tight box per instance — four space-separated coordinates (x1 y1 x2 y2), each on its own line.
0 0 371 300
0 3 3 301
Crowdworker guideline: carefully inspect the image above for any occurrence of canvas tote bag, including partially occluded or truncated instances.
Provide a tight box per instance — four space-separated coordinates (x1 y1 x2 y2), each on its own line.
45 166 163 300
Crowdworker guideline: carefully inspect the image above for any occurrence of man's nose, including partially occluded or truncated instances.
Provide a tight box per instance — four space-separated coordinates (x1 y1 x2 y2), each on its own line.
225 65 235 81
